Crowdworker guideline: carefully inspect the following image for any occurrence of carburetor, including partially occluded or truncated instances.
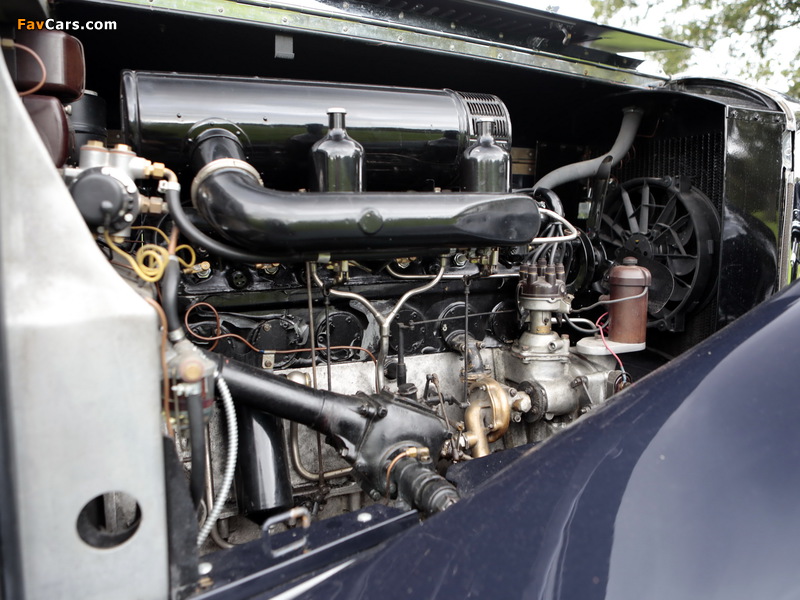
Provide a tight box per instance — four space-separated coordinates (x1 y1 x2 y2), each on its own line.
495 258 619 427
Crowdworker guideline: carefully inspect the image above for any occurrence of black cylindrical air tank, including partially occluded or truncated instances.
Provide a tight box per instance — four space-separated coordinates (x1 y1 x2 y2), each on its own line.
121 71 511 191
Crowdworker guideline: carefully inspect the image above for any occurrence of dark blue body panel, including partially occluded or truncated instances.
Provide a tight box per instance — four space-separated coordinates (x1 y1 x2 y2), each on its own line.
294 281 800 599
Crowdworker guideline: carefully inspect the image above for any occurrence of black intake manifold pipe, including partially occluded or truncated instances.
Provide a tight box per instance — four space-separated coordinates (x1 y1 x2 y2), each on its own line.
191 130 540 256
210 353 458 514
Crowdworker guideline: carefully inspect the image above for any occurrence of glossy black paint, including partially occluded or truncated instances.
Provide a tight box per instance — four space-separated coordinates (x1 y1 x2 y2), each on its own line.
282 279 800 599
191 132 540 255
717 108 785 325
717 202 778 325
195 169 541 254
234 406 293 518
196 505 418 599
121 71 511 191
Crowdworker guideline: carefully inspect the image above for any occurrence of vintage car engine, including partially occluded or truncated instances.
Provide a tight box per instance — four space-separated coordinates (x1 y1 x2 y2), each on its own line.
6 0 796 594
54 67 701 540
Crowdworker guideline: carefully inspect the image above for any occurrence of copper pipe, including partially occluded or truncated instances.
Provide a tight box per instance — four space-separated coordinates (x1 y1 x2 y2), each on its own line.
143 296 174 439
384 446 430 498
384 449 414 498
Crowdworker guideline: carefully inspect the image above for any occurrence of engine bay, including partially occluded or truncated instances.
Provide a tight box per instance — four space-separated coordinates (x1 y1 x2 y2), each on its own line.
81 73 722 534
2 1 792 597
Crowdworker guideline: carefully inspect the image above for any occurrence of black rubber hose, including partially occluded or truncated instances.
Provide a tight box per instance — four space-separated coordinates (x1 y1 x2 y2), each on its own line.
161 258 183 334
190 128 244 173
188 129 539 256
535 188 564 217
393 457 459 515
186 394 205 509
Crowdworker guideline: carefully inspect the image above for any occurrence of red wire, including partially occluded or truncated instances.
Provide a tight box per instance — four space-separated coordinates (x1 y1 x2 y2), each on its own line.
184 301 377 364
595 312 626 374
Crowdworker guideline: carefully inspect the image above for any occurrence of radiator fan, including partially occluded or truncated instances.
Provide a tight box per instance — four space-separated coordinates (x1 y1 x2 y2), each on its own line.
598 176 720 331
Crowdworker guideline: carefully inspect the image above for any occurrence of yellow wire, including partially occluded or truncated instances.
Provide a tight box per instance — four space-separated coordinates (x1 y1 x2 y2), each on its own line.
137 246 169 278
104 230 169 283
175 244 196 269
103 171 190 282
130 225 196 268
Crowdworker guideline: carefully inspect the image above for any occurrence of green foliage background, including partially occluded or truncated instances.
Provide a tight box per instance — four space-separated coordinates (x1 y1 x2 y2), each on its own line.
591 0 800 98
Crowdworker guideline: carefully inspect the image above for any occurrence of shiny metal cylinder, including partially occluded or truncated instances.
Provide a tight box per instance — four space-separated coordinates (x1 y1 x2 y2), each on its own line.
311 108 364 192
121 71 511 191
608 257 651 344
78 140 108 170
462 118 510 192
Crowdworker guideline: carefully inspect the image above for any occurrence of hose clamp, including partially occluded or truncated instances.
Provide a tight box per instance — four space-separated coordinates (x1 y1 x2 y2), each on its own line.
191 158 264 208
158 179 181 193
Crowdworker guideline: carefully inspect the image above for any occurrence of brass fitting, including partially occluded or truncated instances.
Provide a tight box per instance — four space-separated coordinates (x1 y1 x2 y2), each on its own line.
254 263 281 275
183 261 211 276
463 377 511 458
140 195 166 214
178 357 206 383
405 446 431 461
144 161 166 179
384 446 432 497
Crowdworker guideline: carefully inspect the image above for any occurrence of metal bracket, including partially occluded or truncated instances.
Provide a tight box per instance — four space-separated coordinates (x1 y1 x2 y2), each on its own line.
262 507 311 558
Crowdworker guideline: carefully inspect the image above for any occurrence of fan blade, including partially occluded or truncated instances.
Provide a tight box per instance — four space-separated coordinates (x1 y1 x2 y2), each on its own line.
654 192 677 227
597 233 624 248
639 182 650 234
601 213 628 240
666 255 697 277
621 188 641 233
